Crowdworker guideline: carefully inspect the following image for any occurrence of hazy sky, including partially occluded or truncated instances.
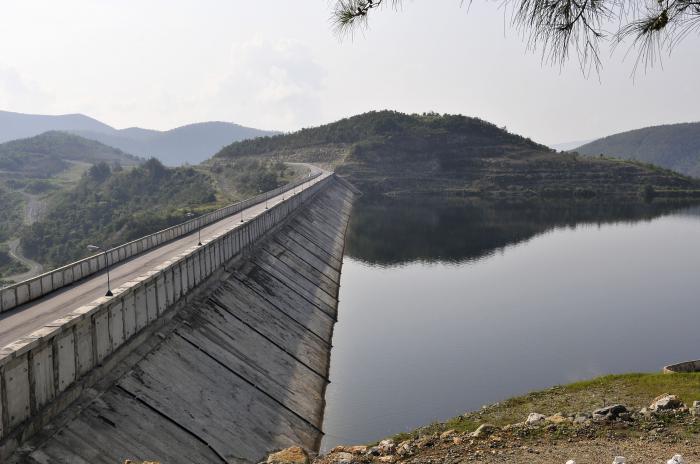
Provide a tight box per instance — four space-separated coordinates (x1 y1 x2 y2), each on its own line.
0 0 698 144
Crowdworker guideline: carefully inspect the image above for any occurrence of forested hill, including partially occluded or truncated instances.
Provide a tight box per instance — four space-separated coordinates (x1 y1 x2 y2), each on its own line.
0 131 141 178
216 111 700 199
575 122 700 178
21 159 216 267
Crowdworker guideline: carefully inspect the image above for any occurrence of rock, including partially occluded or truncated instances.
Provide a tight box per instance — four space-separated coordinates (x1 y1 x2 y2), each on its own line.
526 413 546 425
267 447 309 464
573 413 591 424
470 424 497 438
367 447 381 456
439 429 456 440
650 394 684 411
667 454 685 464
377 456 395 463
593 404 627 419
396 440 413 457
453 436 463 445
613 457 626 464
691 401 700 416
378 439 395 455
566 461 576 464
546 413 569 424
331 452 354 464
330 446 346 453
348 446 367 455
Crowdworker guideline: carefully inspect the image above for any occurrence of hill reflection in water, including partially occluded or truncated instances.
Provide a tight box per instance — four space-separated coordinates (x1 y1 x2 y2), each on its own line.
345 195 700 267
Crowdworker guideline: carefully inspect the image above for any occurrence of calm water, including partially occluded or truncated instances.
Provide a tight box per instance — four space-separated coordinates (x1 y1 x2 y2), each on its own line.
320 196 700 450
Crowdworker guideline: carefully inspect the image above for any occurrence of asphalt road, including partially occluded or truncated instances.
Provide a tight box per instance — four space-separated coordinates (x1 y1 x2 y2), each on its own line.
0 169 329 349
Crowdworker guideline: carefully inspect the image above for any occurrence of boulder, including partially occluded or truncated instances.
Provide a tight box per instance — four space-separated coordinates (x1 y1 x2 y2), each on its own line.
348 446 367 455
396 440 413 457
267 447 309 464
378 439 395 455
330 452 354 464
526 413 546 425
692 401 700 416
593 404 627 419
667 455 685 464
650 394 684 411
546 413 569 424
470 424 497 438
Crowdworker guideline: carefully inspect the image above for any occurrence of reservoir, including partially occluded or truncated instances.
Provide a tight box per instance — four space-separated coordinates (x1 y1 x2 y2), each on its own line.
321 196 700 449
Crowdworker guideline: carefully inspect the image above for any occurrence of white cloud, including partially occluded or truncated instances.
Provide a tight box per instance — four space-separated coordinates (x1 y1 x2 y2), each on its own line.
205 37 325 130
0 65 53 112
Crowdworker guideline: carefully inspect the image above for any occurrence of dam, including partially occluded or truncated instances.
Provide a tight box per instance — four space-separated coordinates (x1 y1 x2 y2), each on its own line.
0 172 357 463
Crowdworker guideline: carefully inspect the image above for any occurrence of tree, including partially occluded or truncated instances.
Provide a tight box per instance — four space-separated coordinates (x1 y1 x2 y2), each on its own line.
332 0 700 72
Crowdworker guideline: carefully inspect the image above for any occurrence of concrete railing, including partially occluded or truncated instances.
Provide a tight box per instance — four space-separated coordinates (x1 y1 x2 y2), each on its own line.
0 173 321 314
0 174 334 445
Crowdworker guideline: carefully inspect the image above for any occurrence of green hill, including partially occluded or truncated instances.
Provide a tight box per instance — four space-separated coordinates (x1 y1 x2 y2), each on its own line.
0 131 142 178
575 122 700 177
215 111 700 199
21 159 216 267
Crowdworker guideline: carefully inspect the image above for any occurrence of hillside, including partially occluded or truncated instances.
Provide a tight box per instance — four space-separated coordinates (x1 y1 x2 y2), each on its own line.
73 121 278 166
0 131 141 178
20 159 216 267
216 111 700 199
575 122 700 177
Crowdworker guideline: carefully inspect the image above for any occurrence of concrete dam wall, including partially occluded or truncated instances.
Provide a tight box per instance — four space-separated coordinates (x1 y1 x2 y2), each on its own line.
8 177 356 463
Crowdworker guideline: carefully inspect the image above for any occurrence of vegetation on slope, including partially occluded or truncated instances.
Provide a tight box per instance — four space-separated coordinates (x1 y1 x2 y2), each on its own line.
0 245 29 279
0 131 142 178
216 111 700 199
575 122 700 178
21 159 217 267
0 186 24 242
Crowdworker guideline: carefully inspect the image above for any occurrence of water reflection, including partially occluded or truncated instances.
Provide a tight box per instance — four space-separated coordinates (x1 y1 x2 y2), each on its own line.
346 195 700 266
321 196 700 450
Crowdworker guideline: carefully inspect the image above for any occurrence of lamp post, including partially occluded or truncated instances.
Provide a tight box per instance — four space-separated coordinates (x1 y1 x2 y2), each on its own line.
186 212 202 246
87 245 113 297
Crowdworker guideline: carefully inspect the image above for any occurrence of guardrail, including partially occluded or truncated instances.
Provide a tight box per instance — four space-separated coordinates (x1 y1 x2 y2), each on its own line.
0 172 322 314
0 174 335 446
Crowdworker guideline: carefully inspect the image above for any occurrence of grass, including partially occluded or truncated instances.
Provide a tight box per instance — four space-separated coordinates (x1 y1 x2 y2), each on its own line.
385 373 700 443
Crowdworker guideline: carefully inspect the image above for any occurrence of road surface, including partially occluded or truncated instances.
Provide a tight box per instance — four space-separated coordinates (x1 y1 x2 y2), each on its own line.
0 171 329 349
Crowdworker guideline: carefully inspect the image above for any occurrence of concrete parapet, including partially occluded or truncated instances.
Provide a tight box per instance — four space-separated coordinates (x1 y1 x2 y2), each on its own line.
0 173 323 314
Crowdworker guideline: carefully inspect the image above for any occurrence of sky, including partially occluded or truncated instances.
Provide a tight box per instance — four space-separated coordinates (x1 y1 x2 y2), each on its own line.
0 0 698 145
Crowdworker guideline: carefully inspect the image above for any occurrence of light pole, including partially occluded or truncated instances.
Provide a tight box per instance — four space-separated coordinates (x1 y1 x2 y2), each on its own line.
87 245 113 297
186 212 202 246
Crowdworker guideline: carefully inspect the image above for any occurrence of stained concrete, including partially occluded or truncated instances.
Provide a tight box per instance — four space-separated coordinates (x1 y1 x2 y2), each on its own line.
11 179 356 464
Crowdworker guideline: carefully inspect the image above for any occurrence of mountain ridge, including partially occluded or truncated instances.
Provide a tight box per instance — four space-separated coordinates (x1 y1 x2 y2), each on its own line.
575 122 700 177
215 110 700 199
0 110 278 166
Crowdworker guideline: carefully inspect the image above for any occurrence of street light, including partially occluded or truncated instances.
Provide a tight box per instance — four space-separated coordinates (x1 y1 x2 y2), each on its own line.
87 244 113 297
186 212 202 246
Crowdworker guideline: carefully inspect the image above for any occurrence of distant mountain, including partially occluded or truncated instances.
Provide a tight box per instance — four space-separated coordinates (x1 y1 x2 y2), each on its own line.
575 122 700 177
0 131 141 178
73 122 278 166
0 110 278 166
216 110 700 199
0 110 113 143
